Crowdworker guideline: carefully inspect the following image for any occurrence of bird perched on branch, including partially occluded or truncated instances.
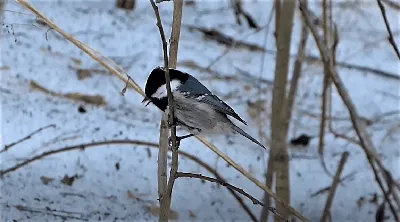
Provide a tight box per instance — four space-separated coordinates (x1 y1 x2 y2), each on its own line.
142 67 266 149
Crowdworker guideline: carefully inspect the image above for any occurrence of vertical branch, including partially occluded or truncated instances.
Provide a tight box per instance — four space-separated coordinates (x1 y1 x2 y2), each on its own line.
318 0 333 177
260 2 282 221
376 0 400 60
158 114 169 202
149 0 184 221
261 1 308 221
168 0 183 68
160 0 184 221
284 0 309 125
299 2 400 220
273 0 281 41
266 0 297 220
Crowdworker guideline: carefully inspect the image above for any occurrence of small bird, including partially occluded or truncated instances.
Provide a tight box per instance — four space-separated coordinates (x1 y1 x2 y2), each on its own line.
142 67 266 149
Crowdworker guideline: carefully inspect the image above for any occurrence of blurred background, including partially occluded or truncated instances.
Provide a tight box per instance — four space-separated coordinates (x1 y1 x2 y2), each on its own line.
1 0 399 221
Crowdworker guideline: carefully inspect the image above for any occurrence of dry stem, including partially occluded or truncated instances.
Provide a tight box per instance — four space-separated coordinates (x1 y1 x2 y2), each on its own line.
148 0 182 221
1 124 56 153
177 172 264 206
320 152 349 222
1 139 260 221
299 1 400 220
376 0 400 60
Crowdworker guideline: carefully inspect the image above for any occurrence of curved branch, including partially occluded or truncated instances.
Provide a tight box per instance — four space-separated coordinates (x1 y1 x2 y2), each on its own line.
0 139 257 221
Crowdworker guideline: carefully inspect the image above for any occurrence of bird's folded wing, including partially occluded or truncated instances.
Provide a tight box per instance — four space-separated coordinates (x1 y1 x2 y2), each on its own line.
198 94 248 125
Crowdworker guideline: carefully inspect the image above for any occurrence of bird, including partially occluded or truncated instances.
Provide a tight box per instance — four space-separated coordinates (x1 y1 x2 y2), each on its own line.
142 66 266 149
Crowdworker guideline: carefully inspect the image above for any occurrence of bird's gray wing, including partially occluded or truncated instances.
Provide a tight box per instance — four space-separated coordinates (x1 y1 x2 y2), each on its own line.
178 75 247 125
178 75 212 95
196 94 248 125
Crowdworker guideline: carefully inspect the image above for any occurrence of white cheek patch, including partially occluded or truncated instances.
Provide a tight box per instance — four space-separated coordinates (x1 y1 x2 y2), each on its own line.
152 79 182 99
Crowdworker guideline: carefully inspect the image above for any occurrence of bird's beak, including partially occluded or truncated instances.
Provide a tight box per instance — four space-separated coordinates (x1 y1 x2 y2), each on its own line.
141 96 151 107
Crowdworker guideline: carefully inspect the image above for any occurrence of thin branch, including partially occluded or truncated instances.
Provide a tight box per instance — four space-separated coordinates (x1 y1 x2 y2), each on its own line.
177 172 264 206
0 139 258 221
0 140 157 176
320 152 349 222
176 172 288 222
177 154 259 222
197 137 308 222
376 0 400 60
310 171 356 198
259 4 277 222
318 0 335 178
299 2 400 220
148 1 181 222
1 124 56 153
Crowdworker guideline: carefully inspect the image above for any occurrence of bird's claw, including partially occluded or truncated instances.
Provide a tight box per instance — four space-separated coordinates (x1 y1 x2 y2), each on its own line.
168 136 181 148
167 117 178 128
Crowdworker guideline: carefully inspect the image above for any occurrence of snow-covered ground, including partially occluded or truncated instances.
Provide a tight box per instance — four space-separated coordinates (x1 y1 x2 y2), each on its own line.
1 0 399 221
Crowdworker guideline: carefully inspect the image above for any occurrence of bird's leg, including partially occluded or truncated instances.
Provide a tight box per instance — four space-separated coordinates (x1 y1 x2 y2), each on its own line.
168 134 194 148
167 116 179 128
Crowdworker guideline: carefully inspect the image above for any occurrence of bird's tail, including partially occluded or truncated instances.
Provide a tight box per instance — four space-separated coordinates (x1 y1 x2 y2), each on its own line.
231 125 266 150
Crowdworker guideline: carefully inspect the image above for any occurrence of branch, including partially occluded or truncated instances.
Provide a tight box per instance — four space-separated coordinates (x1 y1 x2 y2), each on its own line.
177 172 264 206
0 140 157 176
377 0 400 60
148 1 181 222
320 152 349 222
1 124 56 153
158 114 169 202
197 138 308 222
299 2 400 220
176 172 288 221
0 139 258 221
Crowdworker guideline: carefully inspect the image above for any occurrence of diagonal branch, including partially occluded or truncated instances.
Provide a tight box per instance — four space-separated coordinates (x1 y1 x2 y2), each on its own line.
177 172 264 206
176 172 289 222
376 0 400 60
320 152 349 222
1 124 56 153
299 2 400 220
0 139 258 221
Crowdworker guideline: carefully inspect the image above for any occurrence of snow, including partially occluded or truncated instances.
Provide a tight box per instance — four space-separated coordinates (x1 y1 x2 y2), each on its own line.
1 0 399 221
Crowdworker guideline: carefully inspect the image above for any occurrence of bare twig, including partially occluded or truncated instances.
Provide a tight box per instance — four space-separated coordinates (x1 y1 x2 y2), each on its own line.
0 140 157 176
299 2 400 220
231 0 259 29
1 139 257 221
320 152 349 222
382 0 400 10
176 172 290 222
260 2 281 221
376 0 400 60
318 0 335 178
197 137 308 222
148 1 182 221
310 171 356 197
177 172 264 206
177 154 259 222
1 124 56 153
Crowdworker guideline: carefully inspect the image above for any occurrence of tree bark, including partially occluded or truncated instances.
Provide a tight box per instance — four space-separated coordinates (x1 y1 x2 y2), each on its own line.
268 0 296 220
